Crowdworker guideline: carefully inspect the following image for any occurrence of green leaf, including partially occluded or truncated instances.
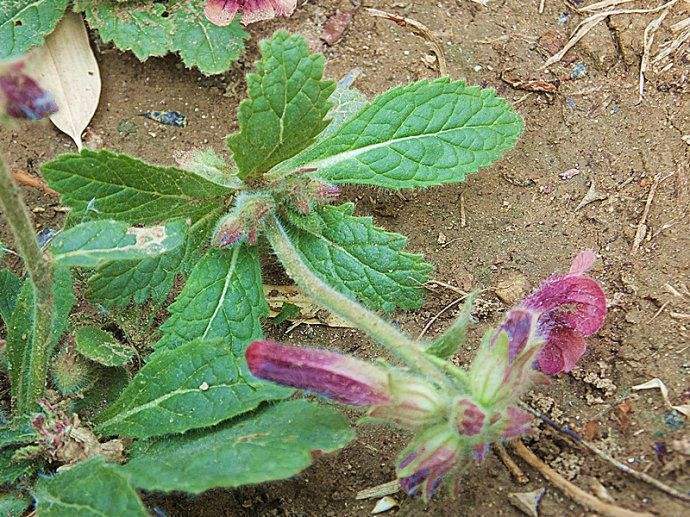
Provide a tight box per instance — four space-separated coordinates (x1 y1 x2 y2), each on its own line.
424 292 476 359
6 267 75 402
50 219 186 267
283 78 523 189
73 366 130 419
175 148 243 190
0 268 21 324
320 69 368 140
0 416 37 449
0 0 68 60
287 203 432 311
227 31 335 179
0 448 34 484
156 247 268 351
170 2 248 75
42 149 230 225
0 493 30 517
122 399 354 494
34 457 147 517
78 0 248 75
95 338 290 439
74 326 134 367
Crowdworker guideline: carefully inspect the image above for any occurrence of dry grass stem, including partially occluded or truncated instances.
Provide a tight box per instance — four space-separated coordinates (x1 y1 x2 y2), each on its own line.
366 8 448 76
632 172 673 253
494 443 530 484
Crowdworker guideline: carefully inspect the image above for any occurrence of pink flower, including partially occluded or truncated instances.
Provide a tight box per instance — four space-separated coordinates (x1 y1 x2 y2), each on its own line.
0 63 57 121
204 0 297 26
247 340 446 427
522 250 607 374
455 398 485 436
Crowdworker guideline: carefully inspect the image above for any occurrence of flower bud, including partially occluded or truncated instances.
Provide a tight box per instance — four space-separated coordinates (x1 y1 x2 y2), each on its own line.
396 425 461 501
212 192 275 247
500 406 533 439
311 181 341 205
246 340 391 406
455 398 485 436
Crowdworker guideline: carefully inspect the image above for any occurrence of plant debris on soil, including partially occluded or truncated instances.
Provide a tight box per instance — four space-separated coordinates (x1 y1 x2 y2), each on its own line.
1 0 688 515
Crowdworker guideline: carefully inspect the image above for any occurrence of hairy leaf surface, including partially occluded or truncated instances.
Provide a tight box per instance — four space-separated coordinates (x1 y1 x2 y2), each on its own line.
50 219 186 267
96 339 290 438
74 325 134 367
227 31 335 178
42 149 230 225
156 247 267 351
78 0 248 75
0 0 68 60
0 268 21 324
34 457 147 517
284 78 523 188
287 203 432 311
122 400 354 493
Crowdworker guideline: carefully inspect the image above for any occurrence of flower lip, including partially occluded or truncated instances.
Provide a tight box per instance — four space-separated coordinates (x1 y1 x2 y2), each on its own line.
246 340 391 406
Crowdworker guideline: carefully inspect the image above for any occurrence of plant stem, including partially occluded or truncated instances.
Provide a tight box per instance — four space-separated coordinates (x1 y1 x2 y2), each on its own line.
0 153 53 413
265 215 452 388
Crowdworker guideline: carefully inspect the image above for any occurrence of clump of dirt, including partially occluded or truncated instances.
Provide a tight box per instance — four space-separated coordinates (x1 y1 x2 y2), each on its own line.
2 0 688 515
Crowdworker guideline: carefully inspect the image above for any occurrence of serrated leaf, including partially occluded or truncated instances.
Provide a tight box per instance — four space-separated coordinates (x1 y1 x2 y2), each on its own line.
283 78 523 189
95 338 290 439
79 0 248 75
26 11 100 150
156 246 267 351
174 148 243 189
74 326 134 367
286 203 432 311
34 456 147 517
0 0 68 60
122 399 354 494
227 31 335 179
50 219 186 267
170 2 248 75
319 69 367 140
6 267 75 405
42 149 230 225
0 268 21 324
0 493 30 517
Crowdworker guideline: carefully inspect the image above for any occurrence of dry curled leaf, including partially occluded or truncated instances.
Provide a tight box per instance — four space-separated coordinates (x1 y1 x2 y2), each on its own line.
632 378 690 417
264 285 355 328
509 487 545 517
26 12 101 150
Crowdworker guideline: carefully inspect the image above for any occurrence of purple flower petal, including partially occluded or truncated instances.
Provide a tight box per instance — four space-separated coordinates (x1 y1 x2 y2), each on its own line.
569 249 596 274
537 326 587 374
246 340 391 405
0 64 57 121
456 398 485 436
501 406 533 438
496 308 538 361
398 443 457 500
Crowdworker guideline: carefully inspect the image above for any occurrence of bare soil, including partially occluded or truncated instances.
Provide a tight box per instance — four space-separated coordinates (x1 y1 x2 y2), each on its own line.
1 0 688 515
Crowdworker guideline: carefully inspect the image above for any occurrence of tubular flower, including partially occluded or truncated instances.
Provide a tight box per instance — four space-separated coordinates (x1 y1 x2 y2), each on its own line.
204 0 297 26
521 250 607 374
0 63 57 121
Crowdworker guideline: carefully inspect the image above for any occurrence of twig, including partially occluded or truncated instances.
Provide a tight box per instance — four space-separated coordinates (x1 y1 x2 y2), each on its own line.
11 170 58 196
518 402 690 503
366 8 447 76
425 279 468 296
670 311 690 320
512 441 654 517
494 443 529 484
417 296 466 340
645 300 670 324
539 0 545 14
632 173 673 253
640 7 671 100
460 193 467 227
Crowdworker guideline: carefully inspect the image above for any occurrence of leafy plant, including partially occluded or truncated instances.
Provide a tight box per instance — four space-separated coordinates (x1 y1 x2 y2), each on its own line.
2 0 249 75
0 30 521 512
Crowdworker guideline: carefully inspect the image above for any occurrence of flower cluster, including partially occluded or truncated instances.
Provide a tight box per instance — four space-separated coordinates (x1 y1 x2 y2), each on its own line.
246 251 607 500
204 0 297 26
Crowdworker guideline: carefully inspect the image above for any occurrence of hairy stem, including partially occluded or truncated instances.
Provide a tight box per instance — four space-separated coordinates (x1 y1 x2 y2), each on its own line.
265 215 452 388
0 154 53 413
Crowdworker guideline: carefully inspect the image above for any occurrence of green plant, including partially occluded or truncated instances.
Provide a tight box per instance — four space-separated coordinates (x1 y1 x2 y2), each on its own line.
1 30 522 512
1 0 250 75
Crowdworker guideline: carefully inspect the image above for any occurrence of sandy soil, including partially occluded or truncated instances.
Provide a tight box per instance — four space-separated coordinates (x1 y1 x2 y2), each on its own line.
1 0 688 515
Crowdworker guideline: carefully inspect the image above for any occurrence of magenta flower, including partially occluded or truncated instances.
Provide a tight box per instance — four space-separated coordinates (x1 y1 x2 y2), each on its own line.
455 398 485 436
521 250 607 374
247 340 446 427
397 427 460 501
0 63 57 121
247 340 391 405
204 0 297 26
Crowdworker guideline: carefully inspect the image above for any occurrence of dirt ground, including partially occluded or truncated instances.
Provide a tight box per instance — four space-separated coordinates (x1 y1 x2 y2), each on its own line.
1 0 689 515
